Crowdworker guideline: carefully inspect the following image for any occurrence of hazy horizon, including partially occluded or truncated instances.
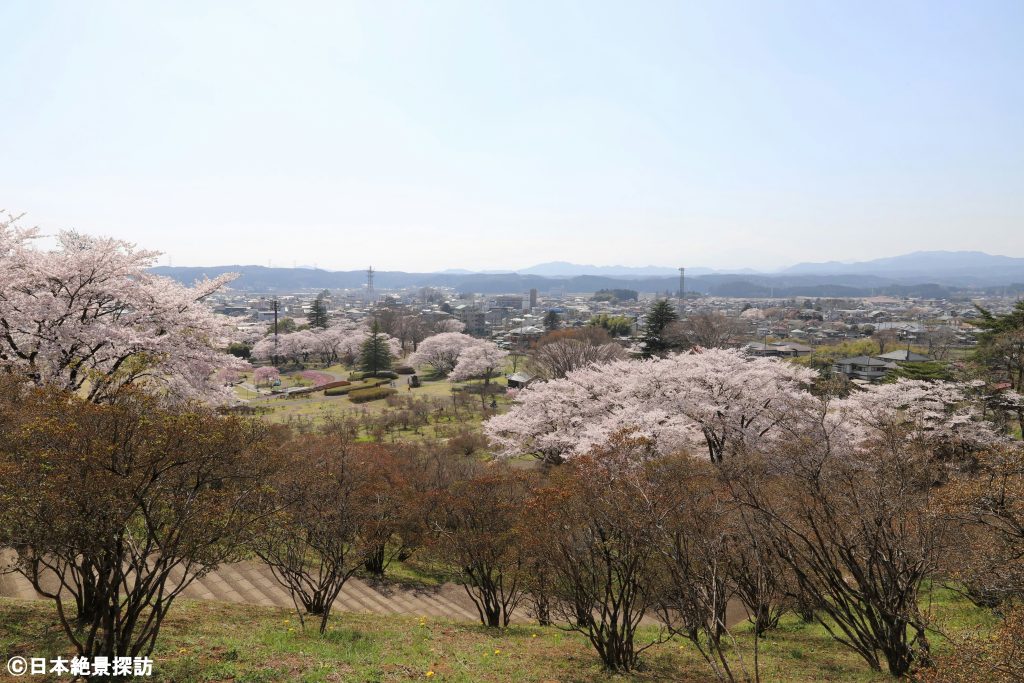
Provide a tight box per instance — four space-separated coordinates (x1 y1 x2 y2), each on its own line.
2 1 1022 271
148 249 1024 275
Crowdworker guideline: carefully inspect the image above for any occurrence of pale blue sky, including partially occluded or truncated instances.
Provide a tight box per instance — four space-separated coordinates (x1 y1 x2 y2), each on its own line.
1 1 1021 271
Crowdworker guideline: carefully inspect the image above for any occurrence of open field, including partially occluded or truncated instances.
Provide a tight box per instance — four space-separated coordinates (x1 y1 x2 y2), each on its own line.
232 363 512 434
0 587 990 682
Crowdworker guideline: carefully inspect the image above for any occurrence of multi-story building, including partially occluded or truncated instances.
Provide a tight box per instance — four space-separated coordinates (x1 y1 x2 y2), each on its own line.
453 305 487 337
495 294 524 310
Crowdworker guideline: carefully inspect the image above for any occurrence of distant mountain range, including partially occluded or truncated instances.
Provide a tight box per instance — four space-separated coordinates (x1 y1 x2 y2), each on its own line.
436 252 1024 281
781 251 1024 279
151 251 1024 297
441 262 753 278
517 262 714 277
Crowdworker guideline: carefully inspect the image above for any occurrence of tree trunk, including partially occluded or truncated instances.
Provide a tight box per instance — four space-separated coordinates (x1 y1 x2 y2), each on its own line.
363 544 387 577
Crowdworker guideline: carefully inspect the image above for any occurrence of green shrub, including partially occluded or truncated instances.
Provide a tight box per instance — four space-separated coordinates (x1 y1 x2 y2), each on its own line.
394 365 415 375
352 370 398 380
349 387 397 403
327 378 392 396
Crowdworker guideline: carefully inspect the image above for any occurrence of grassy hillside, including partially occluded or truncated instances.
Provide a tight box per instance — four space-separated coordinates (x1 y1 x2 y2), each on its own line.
0 589 990 682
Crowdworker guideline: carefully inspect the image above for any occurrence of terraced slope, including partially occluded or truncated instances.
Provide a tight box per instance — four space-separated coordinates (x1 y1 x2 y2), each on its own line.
0 560 494 623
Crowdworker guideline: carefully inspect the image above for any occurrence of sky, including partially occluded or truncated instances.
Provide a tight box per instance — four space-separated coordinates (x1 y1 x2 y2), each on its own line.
1 1 1022 272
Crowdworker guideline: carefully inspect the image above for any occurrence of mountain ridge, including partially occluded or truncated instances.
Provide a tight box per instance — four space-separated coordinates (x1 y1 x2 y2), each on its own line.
781 250 1024 276
148 250 1024 295
439 251 1024 279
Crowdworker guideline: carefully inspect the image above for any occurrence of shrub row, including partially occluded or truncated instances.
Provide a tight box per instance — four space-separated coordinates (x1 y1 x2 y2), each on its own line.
324 379 391 397
349 387 398 403
349 370 399 380
289 379 351 396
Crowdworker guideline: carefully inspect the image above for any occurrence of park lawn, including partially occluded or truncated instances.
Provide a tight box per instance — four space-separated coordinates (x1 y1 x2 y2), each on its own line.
244 375 510 430
0 588 989 682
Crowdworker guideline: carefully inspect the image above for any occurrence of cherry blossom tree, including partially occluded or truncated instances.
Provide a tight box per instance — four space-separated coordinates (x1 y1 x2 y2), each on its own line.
279 330 318 365
485 348 816 464
450 341 509 409
250 336 280 365
432 318 466 334
0 212 243 403
216 363 248 386
249 324 400 367
659 349 818 463
409 332 482 376
253 366 280 387
487 340 1004 467
835 379 999 458
312 325 353 365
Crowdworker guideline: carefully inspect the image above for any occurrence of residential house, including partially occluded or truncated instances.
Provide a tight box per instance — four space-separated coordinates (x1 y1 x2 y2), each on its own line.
506 372 536 389
875 349 931 363
833 356 897 382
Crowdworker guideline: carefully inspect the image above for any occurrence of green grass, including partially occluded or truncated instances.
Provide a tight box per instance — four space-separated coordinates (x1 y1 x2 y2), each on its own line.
0 588 991 682
239 374 508 436
369 555 454 589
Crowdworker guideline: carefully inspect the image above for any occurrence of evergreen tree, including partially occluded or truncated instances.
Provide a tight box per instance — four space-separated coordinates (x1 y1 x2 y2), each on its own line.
307 294 329 329
974 300 1024 392
359 320 394 376
883 361 953 383
589 313 634 337
641 299 679 357
543 310 561 331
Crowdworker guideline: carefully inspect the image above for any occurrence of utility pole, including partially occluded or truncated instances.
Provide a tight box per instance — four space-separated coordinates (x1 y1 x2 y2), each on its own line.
366 266 375 305
678 267 685 315
273 299 279 365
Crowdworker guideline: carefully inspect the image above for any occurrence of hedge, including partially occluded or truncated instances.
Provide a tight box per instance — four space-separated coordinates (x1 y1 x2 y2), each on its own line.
351 370 398 380
348 387 398 403
324 379 391 397
288 379 351 397
394 365 416 375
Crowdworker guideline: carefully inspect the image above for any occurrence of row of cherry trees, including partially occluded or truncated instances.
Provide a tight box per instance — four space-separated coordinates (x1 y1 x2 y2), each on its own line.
479 348 1019 678
486 348 997 464
250 323 402 367
247 319 510 389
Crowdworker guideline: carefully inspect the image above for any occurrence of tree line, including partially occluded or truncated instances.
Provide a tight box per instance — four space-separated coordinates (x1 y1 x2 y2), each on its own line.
1 372 1021 680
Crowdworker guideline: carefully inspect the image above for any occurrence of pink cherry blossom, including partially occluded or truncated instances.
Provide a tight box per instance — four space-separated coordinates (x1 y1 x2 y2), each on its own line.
485 348 816 463
449 342 508 383
250 323 400 366
834 378 999 454
409 332 482 376
252 366 280 387
0 212 244 403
